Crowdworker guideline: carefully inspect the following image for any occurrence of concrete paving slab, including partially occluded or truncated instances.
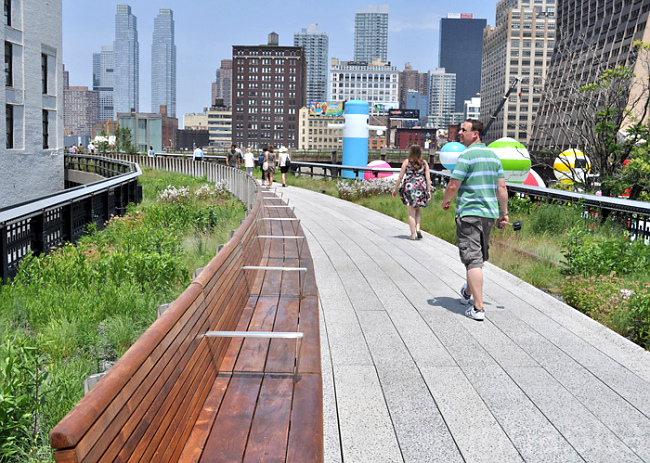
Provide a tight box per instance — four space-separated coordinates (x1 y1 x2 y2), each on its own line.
279 185 650 463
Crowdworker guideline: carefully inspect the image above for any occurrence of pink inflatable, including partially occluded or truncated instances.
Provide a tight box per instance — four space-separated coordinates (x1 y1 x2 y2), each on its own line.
364 160 394 180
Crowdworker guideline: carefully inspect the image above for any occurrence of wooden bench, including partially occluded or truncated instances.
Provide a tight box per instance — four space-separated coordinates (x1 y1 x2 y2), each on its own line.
49 186 323 462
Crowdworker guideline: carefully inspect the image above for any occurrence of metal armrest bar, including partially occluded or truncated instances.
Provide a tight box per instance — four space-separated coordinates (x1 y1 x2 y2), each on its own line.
204 331 305 385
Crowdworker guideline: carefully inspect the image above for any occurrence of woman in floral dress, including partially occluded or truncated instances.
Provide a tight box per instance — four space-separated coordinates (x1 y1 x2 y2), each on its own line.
392 145 432 240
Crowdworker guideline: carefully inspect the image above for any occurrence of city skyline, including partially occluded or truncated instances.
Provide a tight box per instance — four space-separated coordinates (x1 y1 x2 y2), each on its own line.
62 0 500 122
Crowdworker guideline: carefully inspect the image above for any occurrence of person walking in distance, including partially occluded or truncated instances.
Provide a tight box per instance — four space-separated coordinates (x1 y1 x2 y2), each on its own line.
392 145 432 240
228 144 243 168
193 145 204 161
243 147 255 176
277 146 291 187
441 119 509 321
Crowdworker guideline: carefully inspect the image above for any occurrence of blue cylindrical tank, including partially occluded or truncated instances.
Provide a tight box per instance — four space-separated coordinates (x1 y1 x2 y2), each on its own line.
341 100 370 179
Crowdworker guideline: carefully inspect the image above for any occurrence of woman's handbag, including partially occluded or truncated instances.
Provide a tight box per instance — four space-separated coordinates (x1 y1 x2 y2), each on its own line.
262 160 269 171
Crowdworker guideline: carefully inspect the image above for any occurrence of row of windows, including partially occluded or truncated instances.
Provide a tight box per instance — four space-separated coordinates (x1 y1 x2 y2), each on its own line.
235 49 300 57
332 73 397 81
235 131 297 140
236 106 297 114
242 59 289 65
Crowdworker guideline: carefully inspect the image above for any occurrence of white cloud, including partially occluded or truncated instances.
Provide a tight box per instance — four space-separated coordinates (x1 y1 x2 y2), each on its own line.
390 13 441 32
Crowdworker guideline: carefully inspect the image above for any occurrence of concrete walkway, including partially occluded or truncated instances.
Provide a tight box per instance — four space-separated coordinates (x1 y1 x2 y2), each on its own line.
269 185 650 463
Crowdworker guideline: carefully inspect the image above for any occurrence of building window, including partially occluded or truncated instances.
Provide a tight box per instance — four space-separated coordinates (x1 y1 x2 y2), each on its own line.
42 110 49 149
3 0 9 26
41 54 48 94
5 41 11 86
6 104 13 149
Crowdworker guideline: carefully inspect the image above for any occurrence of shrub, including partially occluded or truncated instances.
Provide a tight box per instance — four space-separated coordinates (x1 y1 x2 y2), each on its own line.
0 335 47 462
530 202 584 235
629 291 650 349
563 227 650 276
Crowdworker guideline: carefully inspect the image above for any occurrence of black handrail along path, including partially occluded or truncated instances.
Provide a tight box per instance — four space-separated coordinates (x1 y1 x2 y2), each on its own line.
0 156 142 282
291 159 650 241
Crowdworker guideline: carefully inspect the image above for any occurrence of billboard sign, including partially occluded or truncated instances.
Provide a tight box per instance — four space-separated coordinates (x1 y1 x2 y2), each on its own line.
388 109 420 119
309 101 344 116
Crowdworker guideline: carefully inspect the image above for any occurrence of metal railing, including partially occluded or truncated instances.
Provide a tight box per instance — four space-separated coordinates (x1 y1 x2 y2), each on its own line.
105 154 259 211
290 159 650 241
0 156 142 282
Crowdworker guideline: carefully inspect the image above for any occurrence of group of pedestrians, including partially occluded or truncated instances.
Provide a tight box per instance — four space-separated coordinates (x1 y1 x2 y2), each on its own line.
193 144 291 187
394 118 509 322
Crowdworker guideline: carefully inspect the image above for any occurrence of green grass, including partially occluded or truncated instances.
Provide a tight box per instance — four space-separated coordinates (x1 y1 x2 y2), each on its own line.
0 168 247 462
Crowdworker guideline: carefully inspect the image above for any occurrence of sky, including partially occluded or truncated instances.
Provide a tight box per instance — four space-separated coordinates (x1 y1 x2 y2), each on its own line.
62 0 499 122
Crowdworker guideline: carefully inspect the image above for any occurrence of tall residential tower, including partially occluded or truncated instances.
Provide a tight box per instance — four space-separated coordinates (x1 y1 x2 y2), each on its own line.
232 34 307 149
354 5 389 63
92 46 114 122
113 4 139 116
211 59 232 108
294 24 329 102
151 8 176 117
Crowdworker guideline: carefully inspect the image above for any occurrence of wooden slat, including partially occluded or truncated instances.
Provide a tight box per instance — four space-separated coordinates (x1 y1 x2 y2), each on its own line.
243 375 293 462
286 373 324 463
177 373 231 463
198 374 264 462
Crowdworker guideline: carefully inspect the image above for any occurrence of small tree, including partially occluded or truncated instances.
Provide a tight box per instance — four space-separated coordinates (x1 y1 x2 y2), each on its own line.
96 129 110 154
113 126 137 155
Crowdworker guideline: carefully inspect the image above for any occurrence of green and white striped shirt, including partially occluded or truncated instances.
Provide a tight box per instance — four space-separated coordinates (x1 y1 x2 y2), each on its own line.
451 143 504 219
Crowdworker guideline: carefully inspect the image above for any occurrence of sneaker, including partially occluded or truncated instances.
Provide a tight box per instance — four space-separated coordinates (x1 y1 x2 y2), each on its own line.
460 284 472 305
465 306 485 321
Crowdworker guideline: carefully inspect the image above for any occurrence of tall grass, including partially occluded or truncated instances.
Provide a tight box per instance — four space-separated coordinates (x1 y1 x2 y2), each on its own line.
0 168 246 461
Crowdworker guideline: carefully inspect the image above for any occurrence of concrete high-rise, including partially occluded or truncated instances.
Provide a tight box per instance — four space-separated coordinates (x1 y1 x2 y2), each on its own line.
294 24 329 102
439 13 486 113
399 63 429 108
354 5 389 63
427 68 457 129
92 46 114 122
482 1 556 144
530 0 650 156
212 59 233 108
151 8 176 117
232 34 307 149
64 86 100 137
113 4 139 116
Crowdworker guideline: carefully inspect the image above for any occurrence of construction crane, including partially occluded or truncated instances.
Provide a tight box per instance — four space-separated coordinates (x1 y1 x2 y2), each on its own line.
483 76 525 137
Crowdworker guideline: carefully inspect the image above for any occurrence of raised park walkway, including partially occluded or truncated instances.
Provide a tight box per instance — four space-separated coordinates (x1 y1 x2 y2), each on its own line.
271 184 650 463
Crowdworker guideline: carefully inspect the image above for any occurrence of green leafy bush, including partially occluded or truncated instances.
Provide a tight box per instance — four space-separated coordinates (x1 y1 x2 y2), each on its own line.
563 227 650 276
530 202 584 235
0 335 47 462
629 292 650 349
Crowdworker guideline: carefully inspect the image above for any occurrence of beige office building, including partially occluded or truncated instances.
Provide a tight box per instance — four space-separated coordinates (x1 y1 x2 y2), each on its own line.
298 107 343 152
481 0 556 144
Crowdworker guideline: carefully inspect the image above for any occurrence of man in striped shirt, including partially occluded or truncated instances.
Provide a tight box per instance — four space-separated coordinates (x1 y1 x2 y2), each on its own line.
442 119 509 321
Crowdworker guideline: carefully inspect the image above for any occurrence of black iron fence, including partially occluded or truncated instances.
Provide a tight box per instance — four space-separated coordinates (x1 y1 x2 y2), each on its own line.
0 156 142 282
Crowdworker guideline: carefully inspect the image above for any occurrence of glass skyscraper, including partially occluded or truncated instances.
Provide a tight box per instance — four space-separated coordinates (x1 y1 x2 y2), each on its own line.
294 24 329 102
92 46 114 122
151 8 176 117
439 14 486 113
113 4 139 116
354 5 388 63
